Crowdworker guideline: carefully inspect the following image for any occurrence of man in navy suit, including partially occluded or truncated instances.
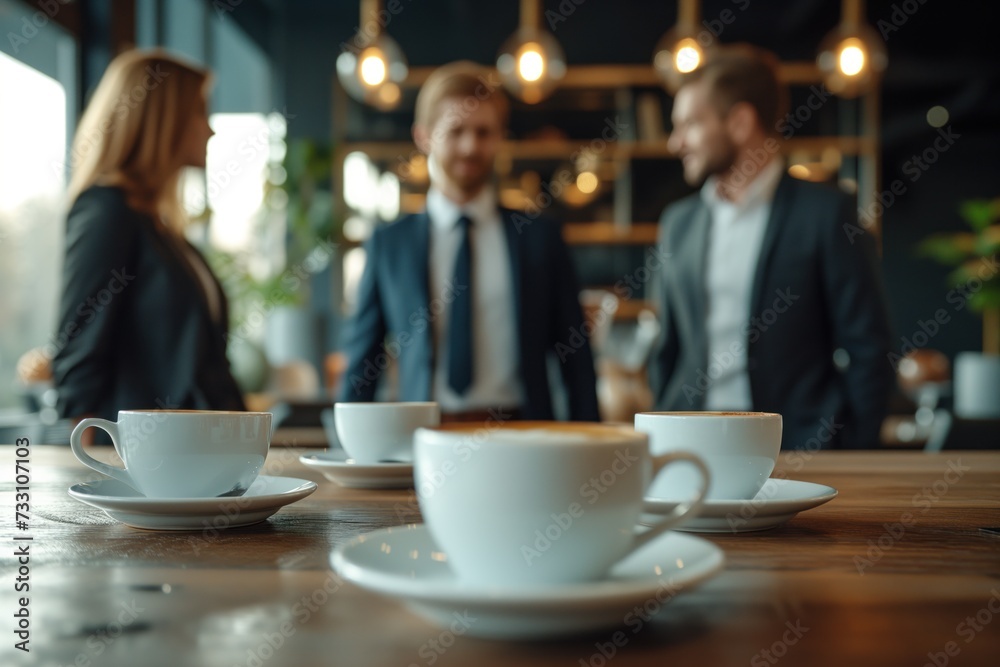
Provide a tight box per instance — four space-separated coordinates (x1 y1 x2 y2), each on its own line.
651 46 894 449
337 61 600 422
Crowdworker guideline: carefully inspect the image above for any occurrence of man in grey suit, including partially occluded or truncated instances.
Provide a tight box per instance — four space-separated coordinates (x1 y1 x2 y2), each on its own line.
650 45 893 449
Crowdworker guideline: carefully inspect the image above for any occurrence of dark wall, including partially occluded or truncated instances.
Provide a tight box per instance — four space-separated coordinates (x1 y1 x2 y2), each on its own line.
873 0 1000 360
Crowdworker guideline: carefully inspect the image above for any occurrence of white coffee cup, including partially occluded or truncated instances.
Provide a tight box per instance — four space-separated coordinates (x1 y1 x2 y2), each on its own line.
334 402 440 464
414 421 710 587
635 412 782 501
70 410 271 498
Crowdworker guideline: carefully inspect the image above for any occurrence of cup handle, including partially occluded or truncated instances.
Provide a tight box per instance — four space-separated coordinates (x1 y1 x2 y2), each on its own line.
629 451 710 551
69 418 139 492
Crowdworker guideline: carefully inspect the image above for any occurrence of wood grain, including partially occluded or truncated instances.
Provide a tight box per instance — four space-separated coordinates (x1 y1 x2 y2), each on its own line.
1 446 998 667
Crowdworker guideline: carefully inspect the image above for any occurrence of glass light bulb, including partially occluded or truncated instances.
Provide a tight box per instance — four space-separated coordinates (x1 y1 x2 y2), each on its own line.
517 45 545 83
497 29 565 103
674 38 702 74
337 34 408 109
576 171 598 194
816 26 886 98
653 30 712 93
838 41 865 76
360 51 387 87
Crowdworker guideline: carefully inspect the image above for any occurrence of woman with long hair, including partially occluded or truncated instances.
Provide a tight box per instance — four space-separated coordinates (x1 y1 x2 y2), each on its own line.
52 49 245 429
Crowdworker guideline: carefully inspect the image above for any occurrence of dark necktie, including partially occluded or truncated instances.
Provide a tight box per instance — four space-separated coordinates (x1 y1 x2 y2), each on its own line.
447 214 474 395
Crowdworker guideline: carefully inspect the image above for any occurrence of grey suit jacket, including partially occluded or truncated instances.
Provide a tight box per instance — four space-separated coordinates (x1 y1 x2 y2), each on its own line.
650 174 894 449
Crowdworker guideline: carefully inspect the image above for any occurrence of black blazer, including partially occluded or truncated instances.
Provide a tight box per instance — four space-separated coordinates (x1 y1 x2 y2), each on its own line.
52 186 245 421
650 174 894 449
336 208 600 421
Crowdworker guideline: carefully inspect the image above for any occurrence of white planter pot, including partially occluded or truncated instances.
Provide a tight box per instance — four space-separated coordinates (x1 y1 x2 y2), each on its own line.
265 305 322 368
953 352 1000 419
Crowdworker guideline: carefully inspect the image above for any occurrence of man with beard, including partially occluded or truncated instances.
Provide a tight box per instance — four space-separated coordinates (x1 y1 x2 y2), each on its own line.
650 45 893 449
337 61 599 422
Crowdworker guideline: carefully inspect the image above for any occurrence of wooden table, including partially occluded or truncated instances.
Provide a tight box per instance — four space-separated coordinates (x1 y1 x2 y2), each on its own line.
2 446 998 667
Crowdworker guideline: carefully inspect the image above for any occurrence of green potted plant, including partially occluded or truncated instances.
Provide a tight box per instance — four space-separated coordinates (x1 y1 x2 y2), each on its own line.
206 139 338 393
918 197 1000 417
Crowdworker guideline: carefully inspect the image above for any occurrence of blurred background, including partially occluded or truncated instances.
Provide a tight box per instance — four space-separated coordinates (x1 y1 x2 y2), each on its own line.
1 0 998 446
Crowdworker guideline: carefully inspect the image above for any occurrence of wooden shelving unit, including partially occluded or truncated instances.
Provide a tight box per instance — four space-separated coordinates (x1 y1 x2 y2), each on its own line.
334 135 876 162
562 222 659 245
330 61 882 320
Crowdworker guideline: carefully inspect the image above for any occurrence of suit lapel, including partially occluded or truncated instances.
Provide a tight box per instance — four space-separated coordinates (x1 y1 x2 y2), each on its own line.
749 174 795 317
411 212 433 398
500 210 524 365
681 203 711 344
412 211 431 310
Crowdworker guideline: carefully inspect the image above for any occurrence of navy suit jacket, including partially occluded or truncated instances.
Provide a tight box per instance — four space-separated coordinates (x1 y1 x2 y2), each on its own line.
337 208 600 421
650 174 894 449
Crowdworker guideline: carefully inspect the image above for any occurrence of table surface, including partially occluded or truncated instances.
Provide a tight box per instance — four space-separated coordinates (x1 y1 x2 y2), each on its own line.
1 445 998 667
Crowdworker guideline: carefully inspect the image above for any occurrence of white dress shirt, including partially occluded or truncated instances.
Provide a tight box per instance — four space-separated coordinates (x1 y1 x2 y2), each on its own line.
426 187 523 412
702 159 784 410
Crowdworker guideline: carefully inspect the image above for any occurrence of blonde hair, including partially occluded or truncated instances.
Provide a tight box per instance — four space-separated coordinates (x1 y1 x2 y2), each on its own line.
67 49 211 231
414 61 509 131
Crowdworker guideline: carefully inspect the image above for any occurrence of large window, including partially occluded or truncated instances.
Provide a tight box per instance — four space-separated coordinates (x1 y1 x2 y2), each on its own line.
0 36 74 410
183 111 288 279
0 1 288 413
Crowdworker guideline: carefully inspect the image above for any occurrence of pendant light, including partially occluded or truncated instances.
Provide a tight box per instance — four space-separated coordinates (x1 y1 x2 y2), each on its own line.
653 0 710 93
496 0 567 104
336 0 409 110
816 0 887 97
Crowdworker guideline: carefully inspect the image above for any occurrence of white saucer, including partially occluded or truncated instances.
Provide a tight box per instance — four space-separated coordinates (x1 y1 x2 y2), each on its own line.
643 478 838 533
331 524 725 639
300 450 413 489
68 475 317 530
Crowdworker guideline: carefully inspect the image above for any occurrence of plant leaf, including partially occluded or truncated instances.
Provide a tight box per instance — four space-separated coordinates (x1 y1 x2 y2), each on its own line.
918 233 976 265
973 226 1000 257
959 198 999 232
967 287 1000 313
948 257 1000 287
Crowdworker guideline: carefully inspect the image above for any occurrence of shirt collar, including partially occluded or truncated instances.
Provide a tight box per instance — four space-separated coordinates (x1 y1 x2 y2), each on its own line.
426 186 498 230
701 158 785 210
